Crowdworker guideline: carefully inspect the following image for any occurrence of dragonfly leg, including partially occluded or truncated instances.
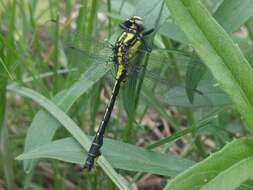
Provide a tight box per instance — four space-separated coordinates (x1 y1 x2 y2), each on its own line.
143 28 154 36
141 28 154 52
135 32 153 53
141 39 152 52
119 23 130 31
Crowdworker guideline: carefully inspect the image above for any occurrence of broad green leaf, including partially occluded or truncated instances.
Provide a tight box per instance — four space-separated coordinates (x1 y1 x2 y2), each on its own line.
164 138 253 190
214 0 253 33
201 156 253 190
165 0 253 131
8 84 129 190
17 137 195 177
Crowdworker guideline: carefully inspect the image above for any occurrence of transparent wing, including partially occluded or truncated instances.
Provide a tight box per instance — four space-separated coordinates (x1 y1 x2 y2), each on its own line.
62 39 229 108
141 76 231 108
36 20 230 108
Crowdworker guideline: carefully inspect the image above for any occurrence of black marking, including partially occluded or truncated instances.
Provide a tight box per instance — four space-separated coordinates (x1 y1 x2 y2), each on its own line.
84 78 123 171
84 16 154 171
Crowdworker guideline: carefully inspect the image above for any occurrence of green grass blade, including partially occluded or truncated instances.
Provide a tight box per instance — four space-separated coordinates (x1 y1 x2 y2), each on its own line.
85 0 97 48
185 58 206 104
246 17 253 41
7 84 130 190
0 1 16 189
214 0 253 33
0 57 14 80
20 63 109 172
146 108 222 150
0 70 15 190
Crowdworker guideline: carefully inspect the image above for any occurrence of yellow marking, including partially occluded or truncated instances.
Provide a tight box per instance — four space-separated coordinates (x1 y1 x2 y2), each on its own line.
118 32 127 42
132 16 143 20
115 31 143 79
129 40 141 58
116 43 124 79
116 64 123 79
102 108 108 120
92 142 100 146
123 33 134 43
88 152 96 157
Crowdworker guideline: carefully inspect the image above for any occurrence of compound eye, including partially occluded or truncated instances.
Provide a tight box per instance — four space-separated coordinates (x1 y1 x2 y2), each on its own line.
135 20 144 29
121 20 131 28
135 20 143 26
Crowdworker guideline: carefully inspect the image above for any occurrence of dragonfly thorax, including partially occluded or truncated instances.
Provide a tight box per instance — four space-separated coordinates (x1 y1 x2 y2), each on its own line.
114 23 144 80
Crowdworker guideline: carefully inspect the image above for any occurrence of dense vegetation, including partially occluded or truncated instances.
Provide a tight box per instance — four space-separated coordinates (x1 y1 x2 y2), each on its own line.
1 0 253 189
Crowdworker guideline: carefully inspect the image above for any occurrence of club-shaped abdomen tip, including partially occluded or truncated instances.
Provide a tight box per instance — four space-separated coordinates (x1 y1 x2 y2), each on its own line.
84 160 93 171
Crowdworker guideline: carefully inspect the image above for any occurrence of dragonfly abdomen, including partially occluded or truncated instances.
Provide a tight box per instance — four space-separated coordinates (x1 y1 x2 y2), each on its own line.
84 77 123 171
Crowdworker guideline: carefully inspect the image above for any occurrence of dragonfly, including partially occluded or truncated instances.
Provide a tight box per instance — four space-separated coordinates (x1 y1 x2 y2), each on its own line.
81 16 155 171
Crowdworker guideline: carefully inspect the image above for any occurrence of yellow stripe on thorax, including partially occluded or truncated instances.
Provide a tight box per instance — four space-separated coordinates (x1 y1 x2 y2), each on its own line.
116 38 123 79
116 32 142 79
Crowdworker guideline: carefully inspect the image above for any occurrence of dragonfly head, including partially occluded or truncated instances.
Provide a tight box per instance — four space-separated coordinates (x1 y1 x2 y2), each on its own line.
120 16 144 33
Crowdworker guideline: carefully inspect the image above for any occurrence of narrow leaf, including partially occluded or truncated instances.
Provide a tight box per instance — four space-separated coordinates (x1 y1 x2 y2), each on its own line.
185 58 206 103
214 0 253 33
17 137 195 177
22 63 109 172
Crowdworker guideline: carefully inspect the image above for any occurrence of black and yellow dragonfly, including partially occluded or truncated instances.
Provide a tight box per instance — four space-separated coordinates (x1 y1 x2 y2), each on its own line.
83 16 154 170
